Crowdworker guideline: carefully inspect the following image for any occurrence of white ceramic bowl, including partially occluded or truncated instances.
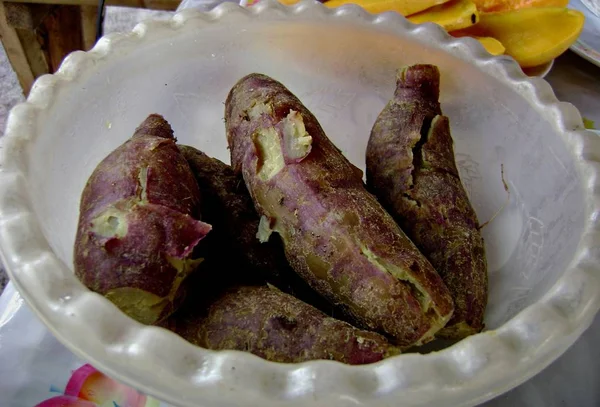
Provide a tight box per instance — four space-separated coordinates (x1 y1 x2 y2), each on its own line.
0 1 599 406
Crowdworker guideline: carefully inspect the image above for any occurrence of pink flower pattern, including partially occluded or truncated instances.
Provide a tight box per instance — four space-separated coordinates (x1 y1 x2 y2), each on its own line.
34 364 159 407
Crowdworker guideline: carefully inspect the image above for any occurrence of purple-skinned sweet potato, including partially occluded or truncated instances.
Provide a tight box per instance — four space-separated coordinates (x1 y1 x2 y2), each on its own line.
177 145 291 286
177 145 336 313
225 73 454 347
74 114 211 325
366 64 488 339
168 284 400 364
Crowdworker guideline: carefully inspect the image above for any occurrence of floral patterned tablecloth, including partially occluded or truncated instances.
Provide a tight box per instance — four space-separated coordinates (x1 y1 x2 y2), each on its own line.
0 283 166 407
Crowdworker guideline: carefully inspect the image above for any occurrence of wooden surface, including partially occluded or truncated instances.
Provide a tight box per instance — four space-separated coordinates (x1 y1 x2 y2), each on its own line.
7 0 181 10
6 3 51 82
0 1 35 94
0 2 85 94
15 25 49 79
80 5 98 51
43 5 84 72
0 0 180 96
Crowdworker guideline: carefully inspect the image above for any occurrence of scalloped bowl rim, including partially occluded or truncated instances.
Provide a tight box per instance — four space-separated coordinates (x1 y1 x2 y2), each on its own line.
0 1 599 406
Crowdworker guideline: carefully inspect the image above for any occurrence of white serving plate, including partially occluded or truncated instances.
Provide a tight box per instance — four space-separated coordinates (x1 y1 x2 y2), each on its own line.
570 0 600 67
0 1 599 406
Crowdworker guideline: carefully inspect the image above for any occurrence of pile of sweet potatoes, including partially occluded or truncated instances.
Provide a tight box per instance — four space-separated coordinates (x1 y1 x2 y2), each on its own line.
74 64 487 365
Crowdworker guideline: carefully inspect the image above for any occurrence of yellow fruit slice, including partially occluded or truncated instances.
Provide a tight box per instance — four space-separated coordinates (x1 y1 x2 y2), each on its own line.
324 0 452 16
472 0 568 12
473 36 506 55
246 0 314 5
451 30 506 54
408 0 479 32
454 35 506 55
460 7 585 67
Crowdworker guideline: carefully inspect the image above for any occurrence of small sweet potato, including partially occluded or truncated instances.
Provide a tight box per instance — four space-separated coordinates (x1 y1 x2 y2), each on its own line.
177 145 290 286
225 73 454 347
366 65 488 338
168 284 400 365
178 145 334 312
74 114 211 325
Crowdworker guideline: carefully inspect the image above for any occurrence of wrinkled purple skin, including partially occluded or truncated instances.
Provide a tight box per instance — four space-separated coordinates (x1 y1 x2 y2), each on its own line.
225 73 454 347
178 145 335 313
177 146 291 284
74 114 211 325
170 285 399 365
366 65 488 339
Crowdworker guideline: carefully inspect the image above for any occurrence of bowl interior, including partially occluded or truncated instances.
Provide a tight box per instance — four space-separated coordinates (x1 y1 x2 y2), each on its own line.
26 17 585 332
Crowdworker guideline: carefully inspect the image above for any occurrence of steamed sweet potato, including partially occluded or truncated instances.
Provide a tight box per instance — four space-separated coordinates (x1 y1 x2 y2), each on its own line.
178 145 334 313
366 65 487 339
225 73 454 347
168 284 399 364
177 145 291 286
74 114 211 325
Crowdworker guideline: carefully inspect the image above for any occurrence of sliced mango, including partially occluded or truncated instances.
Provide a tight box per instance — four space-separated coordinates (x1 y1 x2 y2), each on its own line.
408 0 479 32
472 0 569 12
472 36 505 55
452 33 506 55
324 0 452 16
460 7 584 67
247 0 312 5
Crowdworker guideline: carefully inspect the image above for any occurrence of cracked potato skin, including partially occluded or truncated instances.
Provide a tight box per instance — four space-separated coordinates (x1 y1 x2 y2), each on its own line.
178 145 334 313
170 285 399 365
366 65 488 338
74 114 211 325
225 73 454 347
178 146 278 281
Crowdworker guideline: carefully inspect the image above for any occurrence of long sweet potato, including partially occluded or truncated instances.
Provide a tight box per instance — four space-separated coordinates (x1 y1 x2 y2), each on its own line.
225 73 454 347
168 284 399 364
74 114 211 325
366 65 488 338
178 145 334 313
